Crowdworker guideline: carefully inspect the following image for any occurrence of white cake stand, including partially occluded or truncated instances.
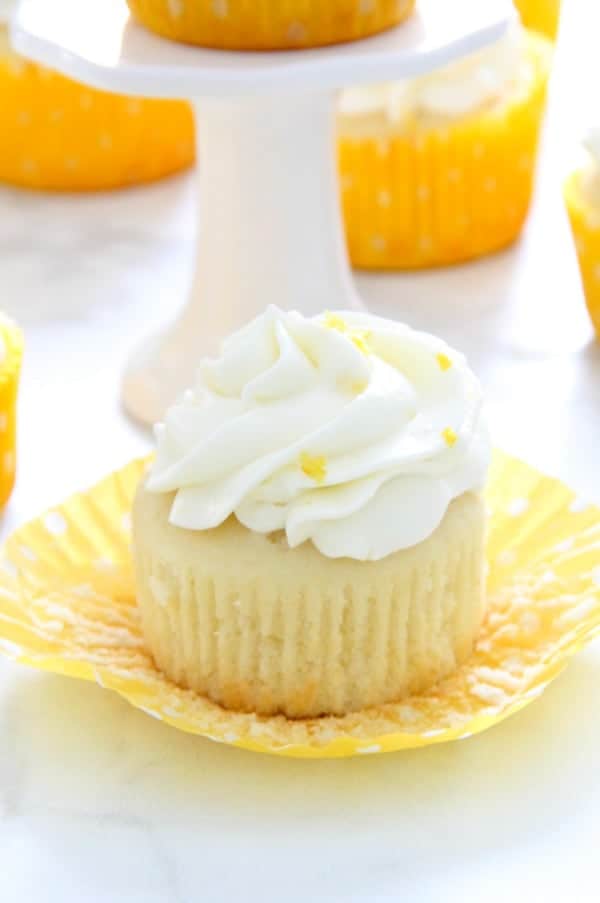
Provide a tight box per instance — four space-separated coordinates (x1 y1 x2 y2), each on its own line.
13 0 513 424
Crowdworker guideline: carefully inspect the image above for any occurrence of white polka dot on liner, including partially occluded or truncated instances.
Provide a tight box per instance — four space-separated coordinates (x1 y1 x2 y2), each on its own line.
94 558 116 573
554 537 574 553
21 159 38 177
99 133 113 150
212 0 229 17
223 732 239 744
484 176 497 192
357 744 381 754
0 558 18 578
0 414 7 432
370 235 387 252
167 0 184 18
288 21 308 43
122 512 132 533
569 496 590 513
8 57 25 76
592 567 600 587
507 497 529 517
17 111 31 127
519 153 532 172
359 0 376 13
43 512 68 536
497 549 516 567
377 189 391 208
126 99 142 116
594 264 600 283
19 545 36 561
417 184 430 202
447 168 462 183
3 451 14 474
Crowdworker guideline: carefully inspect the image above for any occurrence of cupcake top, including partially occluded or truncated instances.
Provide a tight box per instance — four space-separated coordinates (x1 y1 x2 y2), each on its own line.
339 25 534 126
147 307 490 562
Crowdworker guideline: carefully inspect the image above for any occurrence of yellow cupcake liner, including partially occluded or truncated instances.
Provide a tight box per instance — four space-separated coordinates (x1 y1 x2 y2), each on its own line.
338 32 551 270
0 316 23 510
126 0 414 50
514 0 561 41
0 449 599 758
564 171 600 339
0 28 195 191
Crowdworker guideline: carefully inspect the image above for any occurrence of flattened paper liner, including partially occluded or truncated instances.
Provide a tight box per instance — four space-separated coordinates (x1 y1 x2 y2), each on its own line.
0 451 599 758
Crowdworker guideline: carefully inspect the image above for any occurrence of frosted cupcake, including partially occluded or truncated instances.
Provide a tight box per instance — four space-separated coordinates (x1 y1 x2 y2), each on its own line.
514 0 561 41
565 130 600 339
126 0 415 51
338 26 551 269
0 3 194 191
133 307 491 718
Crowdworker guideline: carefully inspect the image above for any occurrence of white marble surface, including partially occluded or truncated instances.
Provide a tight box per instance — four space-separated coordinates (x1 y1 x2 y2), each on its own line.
1 1 600 900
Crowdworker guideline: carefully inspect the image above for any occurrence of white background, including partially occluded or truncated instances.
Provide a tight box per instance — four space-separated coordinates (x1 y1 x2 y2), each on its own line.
1 0 600 900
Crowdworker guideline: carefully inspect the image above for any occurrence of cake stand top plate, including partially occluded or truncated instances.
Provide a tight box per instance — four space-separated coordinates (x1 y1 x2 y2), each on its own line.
12 0 515 98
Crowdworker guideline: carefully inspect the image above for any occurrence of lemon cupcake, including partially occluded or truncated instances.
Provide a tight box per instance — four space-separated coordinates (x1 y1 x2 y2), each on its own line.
564 130 600 340
0 4 194 191
0 315 23 509
133 307 491 718
126 0 415 50
514 0 561 41
338 26 551 270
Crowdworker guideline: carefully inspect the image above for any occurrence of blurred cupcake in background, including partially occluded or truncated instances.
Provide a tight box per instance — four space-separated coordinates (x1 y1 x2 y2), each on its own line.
338 26 552 270
564 130 600 340
0 3 195 191
514 0 561 41
126 0 416 50
0 315 22 509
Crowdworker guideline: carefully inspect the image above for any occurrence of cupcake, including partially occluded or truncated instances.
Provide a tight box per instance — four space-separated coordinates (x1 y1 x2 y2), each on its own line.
133 307 491 718
338 26 552 269
0 4 194 191
126 0 415 51
0 315 23 509
564 130 600 339
513 0 561 41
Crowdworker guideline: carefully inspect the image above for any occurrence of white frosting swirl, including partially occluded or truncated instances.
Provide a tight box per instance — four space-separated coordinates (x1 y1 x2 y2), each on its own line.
147 307 490 562
340 25 527 121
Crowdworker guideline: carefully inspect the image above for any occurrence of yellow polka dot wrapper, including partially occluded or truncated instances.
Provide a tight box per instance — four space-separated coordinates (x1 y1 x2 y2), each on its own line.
0 450 599 758
0 316 22 510
564 172 600 340
338 31 551 270
126 0 415 50
0 28 194 191
514 0 561 41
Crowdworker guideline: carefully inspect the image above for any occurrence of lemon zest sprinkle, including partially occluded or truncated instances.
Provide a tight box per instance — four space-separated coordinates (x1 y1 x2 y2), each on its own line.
437 352 452 371
324 312 347 332
323 312 372 355
442 427 458 447
300 452 328 483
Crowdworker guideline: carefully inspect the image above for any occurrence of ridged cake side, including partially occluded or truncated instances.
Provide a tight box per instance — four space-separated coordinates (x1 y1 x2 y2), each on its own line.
133 483 486 718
